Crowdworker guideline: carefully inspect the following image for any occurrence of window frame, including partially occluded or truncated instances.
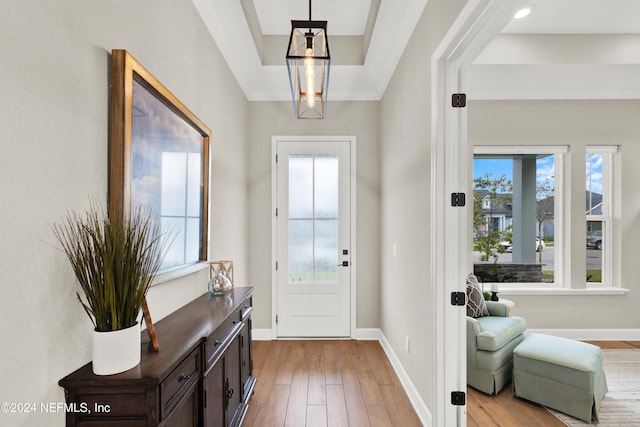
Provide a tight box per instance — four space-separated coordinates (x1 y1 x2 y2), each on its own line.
473 145 567 289
473 145 627 294
585 146 618 288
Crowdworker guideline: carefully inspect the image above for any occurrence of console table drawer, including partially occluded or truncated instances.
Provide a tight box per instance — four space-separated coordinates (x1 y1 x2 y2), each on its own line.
161 348 200 419
240 302 253 321
205 319 243 370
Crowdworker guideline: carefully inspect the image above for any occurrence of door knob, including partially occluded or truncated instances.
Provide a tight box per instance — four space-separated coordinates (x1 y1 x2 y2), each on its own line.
337 261 349 267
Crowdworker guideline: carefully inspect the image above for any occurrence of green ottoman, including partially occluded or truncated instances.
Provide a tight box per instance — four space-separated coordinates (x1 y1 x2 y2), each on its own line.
513 333 608 423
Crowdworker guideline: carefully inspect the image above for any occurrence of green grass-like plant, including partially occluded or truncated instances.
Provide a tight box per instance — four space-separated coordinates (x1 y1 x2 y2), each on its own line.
52 202 167 332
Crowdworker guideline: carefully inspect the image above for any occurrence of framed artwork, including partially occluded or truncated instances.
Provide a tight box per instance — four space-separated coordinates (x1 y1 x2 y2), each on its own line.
109 50 211 274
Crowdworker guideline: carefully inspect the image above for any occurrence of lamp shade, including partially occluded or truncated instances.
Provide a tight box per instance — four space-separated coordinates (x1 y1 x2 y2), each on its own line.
286 20 330 119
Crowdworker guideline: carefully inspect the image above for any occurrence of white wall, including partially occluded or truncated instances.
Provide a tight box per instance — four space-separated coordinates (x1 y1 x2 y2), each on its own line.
247 101 381 331
0 1 249 425
379 0 467 413
469 100 640 331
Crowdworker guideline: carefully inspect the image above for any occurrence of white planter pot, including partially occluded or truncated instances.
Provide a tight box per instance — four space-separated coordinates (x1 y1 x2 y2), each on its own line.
92 323 141 375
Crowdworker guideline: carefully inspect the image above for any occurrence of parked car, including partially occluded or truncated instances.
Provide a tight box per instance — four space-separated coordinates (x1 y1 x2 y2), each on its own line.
587 230 602 249
500 238 545 253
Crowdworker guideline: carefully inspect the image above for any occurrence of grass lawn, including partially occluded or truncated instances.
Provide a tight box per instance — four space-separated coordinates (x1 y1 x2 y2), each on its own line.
542 270 602 283
587 269 602 282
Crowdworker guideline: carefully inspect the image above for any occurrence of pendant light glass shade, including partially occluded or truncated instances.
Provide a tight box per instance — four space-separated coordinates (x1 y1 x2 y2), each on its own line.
286 19 330 119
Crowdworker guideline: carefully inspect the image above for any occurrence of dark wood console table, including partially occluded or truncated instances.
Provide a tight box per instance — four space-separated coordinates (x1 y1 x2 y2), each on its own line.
59 287 255 426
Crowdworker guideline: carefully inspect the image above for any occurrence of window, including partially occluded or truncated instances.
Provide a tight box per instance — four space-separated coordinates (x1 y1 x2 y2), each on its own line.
586 146 617 286
482 196 491 210
473 146 566 286
473 145 624 292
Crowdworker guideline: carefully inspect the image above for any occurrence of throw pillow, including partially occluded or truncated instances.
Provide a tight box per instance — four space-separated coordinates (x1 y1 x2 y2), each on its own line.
466 273 489 318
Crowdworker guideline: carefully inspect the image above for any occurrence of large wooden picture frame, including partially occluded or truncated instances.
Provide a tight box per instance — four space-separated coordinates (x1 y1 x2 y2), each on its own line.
109 50 211 351
109 50 211 274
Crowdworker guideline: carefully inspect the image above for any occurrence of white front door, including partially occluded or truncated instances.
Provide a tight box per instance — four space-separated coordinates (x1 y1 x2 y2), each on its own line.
275 138 352 337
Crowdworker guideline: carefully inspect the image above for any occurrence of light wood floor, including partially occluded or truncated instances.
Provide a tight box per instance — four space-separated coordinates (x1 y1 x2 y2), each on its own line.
244 340 640 427
467 341 640 427
243 340 423 427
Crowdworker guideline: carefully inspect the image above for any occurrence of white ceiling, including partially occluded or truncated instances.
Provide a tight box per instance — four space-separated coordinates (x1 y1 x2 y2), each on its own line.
253 0 372 36
472 0 640 100
192 0 640 102
501 0 640 34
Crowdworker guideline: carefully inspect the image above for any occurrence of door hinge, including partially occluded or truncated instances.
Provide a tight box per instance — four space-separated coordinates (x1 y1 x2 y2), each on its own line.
451 292 466 306
451 391 466 406
276 208 278 217
275 315 278 324
451 93 467 108
276 154 278 163
451 192 466 207
276 261 278 271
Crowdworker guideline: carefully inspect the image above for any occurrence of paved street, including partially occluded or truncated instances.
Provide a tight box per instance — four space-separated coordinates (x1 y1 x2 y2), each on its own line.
473 246 602 271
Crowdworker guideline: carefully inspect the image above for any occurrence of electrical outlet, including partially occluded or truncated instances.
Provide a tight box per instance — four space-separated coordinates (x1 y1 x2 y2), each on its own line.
405 336 410 353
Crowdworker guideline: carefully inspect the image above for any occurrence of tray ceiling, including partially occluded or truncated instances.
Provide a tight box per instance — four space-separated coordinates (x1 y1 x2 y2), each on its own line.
192 0 640 102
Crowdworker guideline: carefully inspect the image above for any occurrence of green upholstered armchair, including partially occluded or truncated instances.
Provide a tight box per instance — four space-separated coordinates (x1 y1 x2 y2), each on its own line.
467 300 527 395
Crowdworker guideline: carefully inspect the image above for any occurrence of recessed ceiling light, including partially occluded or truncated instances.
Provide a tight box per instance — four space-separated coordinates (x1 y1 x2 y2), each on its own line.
514 6 533 19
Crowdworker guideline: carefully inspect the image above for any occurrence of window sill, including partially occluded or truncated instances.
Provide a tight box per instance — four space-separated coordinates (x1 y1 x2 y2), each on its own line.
152 261 209 286
498 286 629 296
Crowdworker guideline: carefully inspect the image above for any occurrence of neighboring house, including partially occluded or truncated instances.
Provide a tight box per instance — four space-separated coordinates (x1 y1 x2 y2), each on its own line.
475 190 602 240
474 190 513 234
586 191 604 216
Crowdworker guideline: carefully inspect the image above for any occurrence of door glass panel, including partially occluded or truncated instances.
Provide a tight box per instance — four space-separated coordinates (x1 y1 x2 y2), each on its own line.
315 155 339 218
289 220 313 283
288 154 339 285
315 220 338 283
289 155 313 218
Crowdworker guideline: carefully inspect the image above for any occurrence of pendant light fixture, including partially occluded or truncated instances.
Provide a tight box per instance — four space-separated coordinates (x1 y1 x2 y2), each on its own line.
286 0 330 119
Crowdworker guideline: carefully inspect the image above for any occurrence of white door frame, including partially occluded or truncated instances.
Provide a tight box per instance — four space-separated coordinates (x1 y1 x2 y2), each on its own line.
431 0 525 425
271 135 357 339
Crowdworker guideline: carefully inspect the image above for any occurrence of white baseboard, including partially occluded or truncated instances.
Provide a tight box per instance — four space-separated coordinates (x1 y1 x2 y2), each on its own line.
526 328 640 341
352 328 383 340
377 332 431 427
250 328 384 341
251 329 273 341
